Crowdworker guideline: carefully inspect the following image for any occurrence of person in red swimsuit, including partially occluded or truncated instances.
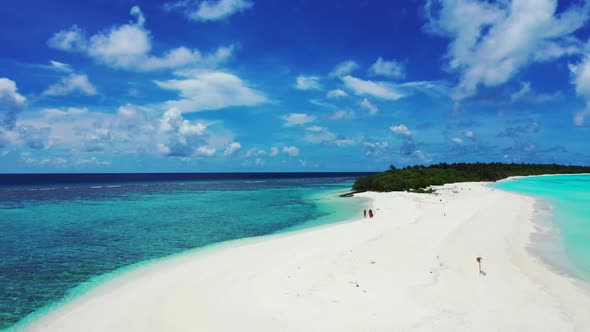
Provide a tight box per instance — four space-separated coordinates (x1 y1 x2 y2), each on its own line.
368 209 374 218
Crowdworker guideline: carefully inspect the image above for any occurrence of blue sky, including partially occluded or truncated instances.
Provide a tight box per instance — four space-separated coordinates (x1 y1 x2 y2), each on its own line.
1 0 590 172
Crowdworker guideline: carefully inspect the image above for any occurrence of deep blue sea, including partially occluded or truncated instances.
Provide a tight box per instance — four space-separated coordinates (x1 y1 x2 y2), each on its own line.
494 174 590 282
0 173 371 330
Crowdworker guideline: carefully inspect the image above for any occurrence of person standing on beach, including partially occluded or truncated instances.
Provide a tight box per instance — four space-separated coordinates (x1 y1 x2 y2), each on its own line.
368 209 374 218
363 209 367 218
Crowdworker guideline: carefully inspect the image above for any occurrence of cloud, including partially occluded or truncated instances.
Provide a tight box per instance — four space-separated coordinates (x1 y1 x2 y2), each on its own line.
281 113 316 127
18 126 52 150
308 99 337 109
77 156 112 166
360 98 378 115
18 152 111 167
0 130 16 149
303 126 352 146
465 130 474 138
329 60 358 78
362 139 390 157
295 75 322 90
574 109 590 126
400 137 418 156
570 51 590 125
369 57 405 79
42 107 89 119
13 103 239 160
510 81 532 103
49 60 72 72
328 109 354 120
48 6 232 71
268 146 278 156
534 36 582 61
158 108 208 157
451 137 463 144
334 138 355 146
47 25 87 51
510 81 561 104
196 146 216 156
395 80 450 98
43 74 97 96
80 127 112 152
224 142 241 156
304 126 335 143
425 0 589 100
327 89 348 98
306 125 324 132
341 75 403 100
164 0 253 22
0 78 27 129
282 146 299 156
156 71 267 112
496 121 540 137
567 53 590 126
390 124 412 136
246 147 266 157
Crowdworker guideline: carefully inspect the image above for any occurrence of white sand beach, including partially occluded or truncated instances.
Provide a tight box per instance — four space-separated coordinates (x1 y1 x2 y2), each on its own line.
22 182 590 331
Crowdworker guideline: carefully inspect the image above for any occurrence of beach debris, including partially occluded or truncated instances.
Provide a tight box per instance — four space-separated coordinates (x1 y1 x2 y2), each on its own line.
349 281 360 288
370 260 376 264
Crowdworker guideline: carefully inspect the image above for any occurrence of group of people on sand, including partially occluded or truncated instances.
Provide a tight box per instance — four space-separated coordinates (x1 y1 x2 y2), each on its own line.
363 208 374 219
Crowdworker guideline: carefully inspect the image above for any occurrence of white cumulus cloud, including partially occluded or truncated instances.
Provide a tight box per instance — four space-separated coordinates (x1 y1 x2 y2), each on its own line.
246 147 266 157
329 60 358 78
0 78 27 129
281 113 316 127
43 74 97 96
48 6 232 71
568 46 590 126
282 146 300 157
295 75 322 90
196 146 216 156
156 71 267 112
269 146 279 156
369 57 405 79
328 109 354 120
158 108 208 157
224 142 241 156
47 25 87 51
390 124 412 136
304 126 336 144
425 0 589 100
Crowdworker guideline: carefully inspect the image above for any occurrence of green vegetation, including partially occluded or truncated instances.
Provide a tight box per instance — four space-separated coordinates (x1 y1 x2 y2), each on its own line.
353 162 590 192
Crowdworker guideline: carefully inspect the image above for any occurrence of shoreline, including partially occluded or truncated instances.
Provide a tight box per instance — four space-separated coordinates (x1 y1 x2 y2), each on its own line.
492 187 585 283
16 182 590 331
7 185 369 331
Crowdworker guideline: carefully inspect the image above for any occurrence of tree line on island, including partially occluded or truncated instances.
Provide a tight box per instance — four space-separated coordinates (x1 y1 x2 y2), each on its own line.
351 162 590 193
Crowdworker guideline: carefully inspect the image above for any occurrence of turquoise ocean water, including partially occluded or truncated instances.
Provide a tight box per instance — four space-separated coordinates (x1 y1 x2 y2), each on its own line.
493 174 590 281
0 176 367 330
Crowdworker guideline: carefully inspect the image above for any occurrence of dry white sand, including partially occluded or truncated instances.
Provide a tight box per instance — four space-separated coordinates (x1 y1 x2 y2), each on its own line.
21 182 590 331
